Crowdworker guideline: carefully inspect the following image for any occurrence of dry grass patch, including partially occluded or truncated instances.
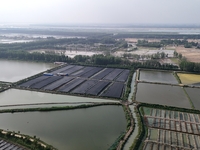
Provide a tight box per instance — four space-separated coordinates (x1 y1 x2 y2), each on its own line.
176 46 200 63
177 73 200 84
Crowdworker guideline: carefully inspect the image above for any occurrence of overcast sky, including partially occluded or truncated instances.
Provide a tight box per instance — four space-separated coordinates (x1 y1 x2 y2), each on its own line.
0 0 199 25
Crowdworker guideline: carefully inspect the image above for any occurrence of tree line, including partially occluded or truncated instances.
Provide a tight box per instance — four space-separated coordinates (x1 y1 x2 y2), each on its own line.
0 50 178 70
179 60 200 72
136 39 198 48
114 33 200 39
0 36 129 51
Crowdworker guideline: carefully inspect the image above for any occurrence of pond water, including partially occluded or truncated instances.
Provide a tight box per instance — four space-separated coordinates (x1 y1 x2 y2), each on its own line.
139 70 178 84
185 87 200 110
0 105 126 150
0 60 55 82
136 83 191 108
0 89 116 107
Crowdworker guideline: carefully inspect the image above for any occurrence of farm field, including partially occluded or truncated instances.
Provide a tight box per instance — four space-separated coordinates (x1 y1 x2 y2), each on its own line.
177 73 200 86
142 107 200 150
136 83 191 108
139 70 178 84
176 46 200 63
19 65 130 99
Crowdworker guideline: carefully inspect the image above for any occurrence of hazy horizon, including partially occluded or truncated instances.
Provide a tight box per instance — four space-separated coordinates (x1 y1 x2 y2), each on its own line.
0 0 200 25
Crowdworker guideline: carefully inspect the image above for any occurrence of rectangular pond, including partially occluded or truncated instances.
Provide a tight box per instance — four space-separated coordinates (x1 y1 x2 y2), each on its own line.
139 70 178 84
0 59 55 82
136 83 191 108
0 89 117 108
0 105 126 150
19 65 130 99
185 87 200 110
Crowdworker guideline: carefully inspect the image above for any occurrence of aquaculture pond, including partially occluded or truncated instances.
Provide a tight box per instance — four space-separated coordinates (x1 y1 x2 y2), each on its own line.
19 65 130 99
185 87 200 110
139 70 178 84
142 107 200 150
0 59 55 82
177 73 200 86
0 105 126 150
136 83 191 108
0 89 117 108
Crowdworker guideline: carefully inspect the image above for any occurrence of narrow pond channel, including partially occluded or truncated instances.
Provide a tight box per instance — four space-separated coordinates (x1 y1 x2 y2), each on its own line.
124 72 139 150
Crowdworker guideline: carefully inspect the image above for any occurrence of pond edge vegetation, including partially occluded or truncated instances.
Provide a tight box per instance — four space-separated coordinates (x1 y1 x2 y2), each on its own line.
0 130 56 150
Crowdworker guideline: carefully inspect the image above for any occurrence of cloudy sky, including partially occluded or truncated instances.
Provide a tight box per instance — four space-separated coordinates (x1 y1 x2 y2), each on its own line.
0 0 199 25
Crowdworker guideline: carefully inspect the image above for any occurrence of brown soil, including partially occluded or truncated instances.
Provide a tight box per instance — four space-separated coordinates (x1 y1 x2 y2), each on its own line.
176 46 200 63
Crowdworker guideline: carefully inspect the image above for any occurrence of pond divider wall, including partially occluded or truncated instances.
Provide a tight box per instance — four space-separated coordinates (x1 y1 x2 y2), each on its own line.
182 88 195 109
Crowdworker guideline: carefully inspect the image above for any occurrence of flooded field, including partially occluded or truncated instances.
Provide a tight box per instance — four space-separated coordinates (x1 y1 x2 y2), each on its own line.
0 89 116 108
139 70 178 84
136 83 190 108
113 49 175 58
185 87 200 110
29 49 103 58
177 73 200 85
65 50 102 58
0 105 126 150
0 60 55 82
0 39 33 43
